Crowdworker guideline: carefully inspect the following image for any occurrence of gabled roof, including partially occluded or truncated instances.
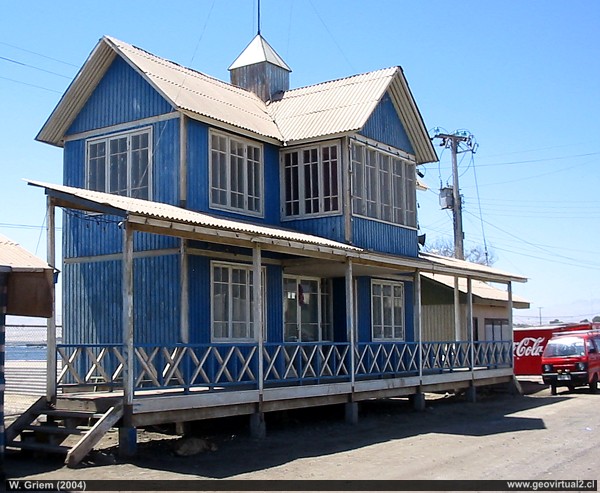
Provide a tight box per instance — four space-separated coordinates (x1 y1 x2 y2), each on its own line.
0 235 52 273
229 34 291 71
37 36 437 163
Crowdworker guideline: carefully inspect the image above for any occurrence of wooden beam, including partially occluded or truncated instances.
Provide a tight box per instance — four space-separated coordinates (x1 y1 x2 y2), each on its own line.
46 196 56 403
253 245 264 394
122 223 134 407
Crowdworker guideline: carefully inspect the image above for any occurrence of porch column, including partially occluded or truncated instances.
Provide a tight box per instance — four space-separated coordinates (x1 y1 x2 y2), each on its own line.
46 196 57 403
252 244 265 438
414 270 423 381
454 276 461 341
466 276 476 403
253 244 264 394
345 258 355 390
507 281 514 333
120 220 137 456
1 268 8 467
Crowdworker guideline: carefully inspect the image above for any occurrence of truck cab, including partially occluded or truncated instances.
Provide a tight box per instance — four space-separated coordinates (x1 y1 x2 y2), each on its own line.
541 330 600 395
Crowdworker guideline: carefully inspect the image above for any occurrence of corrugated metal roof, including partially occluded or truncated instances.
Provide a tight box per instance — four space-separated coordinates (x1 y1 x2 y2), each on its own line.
28 180 361 253
422 272 530 307
36 36 437 163
228 34 291 71
420 252 528 283
0 235 52 272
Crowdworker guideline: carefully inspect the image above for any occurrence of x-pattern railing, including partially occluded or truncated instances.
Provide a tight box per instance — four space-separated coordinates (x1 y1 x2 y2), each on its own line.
474 340 512 368
263 343 350 383
355 342 419 376
55 339 512 392
421 341 471 371
57 344 124 387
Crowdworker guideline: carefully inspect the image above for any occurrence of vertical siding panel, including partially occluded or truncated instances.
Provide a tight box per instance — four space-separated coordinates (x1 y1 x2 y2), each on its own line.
266 264 282 343
186 120 209 212
282 216 345 244
188 254 211 344
404 281 415 342
359 92 414 153
352 216 417 257
66 57 173 135
332 277 347 342
355 277 372 343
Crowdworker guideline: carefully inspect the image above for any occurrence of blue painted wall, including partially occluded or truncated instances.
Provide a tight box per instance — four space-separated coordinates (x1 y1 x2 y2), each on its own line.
63 254 180 345
352 216 418 257
186 119 281 224
359 92 414 154
187 254 211 344
66 57 173 135
281 215 346 244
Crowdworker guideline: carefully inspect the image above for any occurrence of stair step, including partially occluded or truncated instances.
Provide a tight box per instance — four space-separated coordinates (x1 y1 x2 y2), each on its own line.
8 440 70 455
43 409 103 419
25 424 88 435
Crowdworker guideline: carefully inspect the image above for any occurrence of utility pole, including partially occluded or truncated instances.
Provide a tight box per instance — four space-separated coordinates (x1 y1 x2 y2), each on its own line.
434 130 478 261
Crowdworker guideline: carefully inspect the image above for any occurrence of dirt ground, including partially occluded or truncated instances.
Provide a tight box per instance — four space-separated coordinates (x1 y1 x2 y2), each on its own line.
4 378 600 486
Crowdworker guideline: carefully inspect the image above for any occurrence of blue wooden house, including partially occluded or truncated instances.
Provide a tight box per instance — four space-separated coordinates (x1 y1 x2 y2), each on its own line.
8 34 526 465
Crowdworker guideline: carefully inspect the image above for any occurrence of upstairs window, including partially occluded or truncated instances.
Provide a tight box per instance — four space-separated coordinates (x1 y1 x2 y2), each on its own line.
352 141 417 227
210 130 263 216
86 128 151 200
282 143 341 218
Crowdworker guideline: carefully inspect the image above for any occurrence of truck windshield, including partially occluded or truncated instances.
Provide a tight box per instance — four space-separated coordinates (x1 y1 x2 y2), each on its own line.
544 337 586 357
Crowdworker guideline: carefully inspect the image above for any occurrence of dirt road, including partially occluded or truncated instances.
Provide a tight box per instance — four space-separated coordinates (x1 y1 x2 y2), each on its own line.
5 379 599 485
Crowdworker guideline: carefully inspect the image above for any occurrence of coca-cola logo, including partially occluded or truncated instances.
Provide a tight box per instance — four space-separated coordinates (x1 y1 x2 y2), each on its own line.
514 337 546 357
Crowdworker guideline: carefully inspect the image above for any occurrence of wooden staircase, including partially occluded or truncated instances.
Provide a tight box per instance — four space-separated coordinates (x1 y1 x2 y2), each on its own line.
6 396 123 467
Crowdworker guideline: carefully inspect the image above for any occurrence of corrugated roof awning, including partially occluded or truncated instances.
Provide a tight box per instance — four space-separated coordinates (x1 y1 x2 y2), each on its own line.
28 181 527 284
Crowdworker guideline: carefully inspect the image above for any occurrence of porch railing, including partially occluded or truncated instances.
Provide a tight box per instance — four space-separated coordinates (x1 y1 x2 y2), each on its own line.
55 339 513 392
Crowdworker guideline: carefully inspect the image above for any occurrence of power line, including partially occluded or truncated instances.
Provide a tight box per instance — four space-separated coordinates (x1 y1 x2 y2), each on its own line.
0 75 62 94
0 40 79 67
0 55 72 79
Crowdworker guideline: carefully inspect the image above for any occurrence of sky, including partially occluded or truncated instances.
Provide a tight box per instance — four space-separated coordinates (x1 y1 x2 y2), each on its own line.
1 0 599 326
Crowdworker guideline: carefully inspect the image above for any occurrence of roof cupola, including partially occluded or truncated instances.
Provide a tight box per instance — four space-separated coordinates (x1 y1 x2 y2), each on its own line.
228 34 291 102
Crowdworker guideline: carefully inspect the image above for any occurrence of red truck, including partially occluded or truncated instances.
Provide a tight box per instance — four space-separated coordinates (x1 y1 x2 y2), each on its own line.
513 323 599 375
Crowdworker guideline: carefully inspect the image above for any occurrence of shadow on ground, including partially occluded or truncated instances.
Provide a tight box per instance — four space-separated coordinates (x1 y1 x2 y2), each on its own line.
6 381 574 479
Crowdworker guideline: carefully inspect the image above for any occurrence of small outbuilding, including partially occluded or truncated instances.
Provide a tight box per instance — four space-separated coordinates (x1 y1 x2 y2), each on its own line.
0 234 54 467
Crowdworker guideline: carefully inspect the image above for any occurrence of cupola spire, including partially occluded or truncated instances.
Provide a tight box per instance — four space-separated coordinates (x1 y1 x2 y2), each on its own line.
228 31 291 102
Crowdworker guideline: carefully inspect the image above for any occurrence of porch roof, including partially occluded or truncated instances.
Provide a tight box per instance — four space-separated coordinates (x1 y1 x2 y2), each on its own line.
28 180 527 283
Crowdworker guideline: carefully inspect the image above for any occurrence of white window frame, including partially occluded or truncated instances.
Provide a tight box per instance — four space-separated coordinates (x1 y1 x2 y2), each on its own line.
351 139 417 228
281 142 342 219
283 276 333 342
85 127 152 200
210 261 266 343
371 279 405 342
209 129 264 217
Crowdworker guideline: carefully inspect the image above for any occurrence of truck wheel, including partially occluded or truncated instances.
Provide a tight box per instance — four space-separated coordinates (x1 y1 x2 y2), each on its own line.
590 376 598 394
550 384 557 395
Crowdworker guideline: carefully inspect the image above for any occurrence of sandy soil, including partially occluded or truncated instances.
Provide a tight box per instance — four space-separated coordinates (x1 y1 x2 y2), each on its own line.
4 378 600 487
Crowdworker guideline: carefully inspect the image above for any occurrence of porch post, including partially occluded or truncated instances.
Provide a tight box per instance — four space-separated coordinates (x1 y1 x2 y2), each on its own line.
46 196 57 403
120 220 137 456
507 281 514 367
415 270 423 381
253 244 264 394
122 222 134 406
454 276 461 341
251 244 265 438
466 276 476 403
345 258 355 390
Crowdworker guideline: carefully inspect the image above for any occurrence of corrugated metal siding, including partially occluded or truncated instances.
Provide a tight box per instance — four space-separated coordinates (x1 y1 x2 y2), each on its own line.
266 264 283 343
63 260 123 344
355 277 372 343
187 254 211 344
64 254 179 345
282 215 346 244
359 92 414 153
64 216 177 259
186 119 281 225
133 254 180 345
230 63 289 102
352 217 418 256
421 305 463 342
66 57 173 135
